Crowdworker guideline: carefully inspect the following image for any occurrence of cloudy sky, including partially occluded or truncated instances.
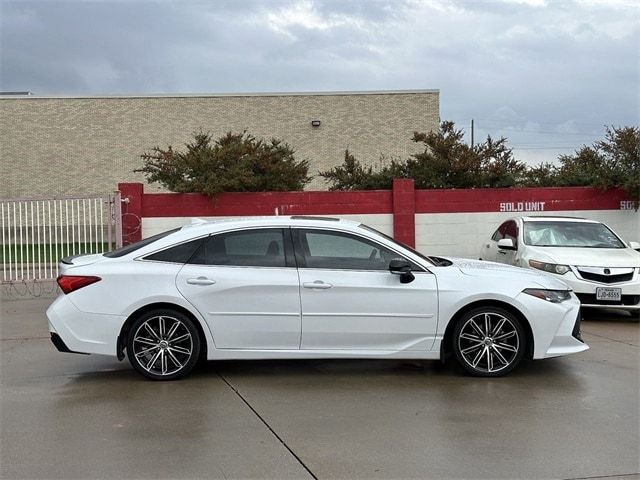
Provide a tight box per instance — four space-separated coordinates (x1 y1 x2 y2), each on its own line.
1 0 638 164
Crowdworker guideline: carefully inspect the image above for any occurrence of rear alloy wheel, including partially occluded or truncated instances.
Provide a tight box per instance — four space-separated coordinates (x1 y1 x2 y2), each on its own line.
453 307 525 377
127 309 200 380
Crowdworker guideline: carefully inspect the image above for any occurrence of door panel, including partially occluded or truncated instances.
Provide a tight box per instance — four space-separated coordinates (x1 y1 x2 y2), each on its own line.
175 228 301 350
299 269 438 350
293 228 438 351
482 241 497 262
176 265 301 349
496 246 517 265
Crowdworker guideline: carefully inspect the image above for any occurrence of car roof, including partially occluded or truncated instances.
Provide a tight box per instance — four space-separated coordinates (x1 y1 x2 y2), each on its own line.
517 216 598 223
175 215 361 236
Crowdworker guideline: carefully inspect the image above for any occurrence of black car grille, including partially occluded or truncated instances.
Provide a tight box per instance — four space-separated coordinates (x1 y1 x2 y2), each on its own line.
572 311 583 342
575 293 640 306
578 271 634 284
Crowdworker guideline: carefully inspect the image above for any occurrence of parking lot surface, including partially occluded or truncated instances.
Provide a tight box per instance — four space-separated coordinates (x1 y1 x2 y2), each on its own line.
1 295 638 480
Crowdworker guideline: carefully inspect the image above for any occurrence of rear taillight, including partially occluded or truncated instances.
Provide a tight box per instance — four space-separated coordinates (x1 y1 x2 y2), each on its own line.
56 275 101 294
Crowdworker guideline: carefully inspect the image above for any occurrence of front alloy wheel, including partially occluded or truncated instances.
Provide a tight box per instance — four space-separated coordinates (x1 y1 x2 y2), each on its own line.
127 310 200 380
453 307 526 377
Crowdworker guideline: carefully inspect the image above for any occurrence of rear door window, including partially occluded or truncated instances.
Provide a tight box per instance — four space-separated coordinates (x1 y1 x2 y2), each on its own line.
189 228 289 268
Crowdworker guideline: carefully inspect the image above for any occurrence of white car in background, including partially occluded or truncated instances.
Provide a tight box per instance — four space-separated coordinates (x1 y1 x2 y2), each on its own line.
47 216 587 380
480 216 640 314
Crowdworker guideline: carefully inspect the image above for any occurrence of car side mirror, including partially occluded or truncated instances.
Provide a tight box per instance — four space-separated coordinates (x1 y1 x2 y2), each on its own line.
629 241 640 251
497 238 516 251
389 259 415 284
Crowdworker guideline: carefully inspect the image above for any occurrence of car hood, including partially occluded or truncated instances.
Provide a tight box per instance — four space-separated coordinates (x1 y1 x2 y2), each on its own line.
524 246 640 267
444 257 569 290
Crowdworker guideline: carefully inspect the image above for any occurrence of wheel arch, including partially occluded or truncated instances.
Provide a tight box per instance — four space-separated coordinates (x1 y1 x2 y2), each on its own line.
117 302 208 361
440 299 534 362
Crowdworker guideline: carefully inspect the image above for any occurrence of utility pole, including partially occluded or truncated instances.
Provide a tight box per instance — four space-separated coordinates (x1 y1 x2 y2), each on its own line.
471 119 475 149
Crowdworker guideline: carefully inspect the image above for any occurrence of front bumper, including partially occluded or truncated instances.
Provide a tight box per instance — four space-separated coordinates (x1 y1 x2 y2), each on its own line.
536 270 640 311
574 293 640 311
514 291 589 359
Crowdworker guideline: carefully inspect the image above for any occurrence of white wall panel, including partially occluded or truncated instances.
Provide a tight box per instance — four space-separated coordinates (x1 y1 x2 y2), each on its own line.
416 210 639 259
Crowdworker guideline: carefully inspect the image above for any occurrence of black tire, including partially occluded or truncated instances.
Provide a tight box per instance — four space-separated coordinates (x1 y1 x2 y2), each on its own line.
452 306 526 377
127 309 201 380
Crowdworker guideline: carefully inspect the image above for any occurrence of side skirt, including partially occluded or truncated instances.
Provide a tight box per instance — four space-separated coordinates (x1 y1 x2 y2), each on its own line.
207 349 441 361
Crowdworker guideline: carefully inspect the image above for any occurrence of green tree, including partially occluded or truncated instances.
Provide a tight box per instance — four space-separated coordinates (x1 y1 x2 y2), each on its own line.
136 131 310 196
555 146 604 186
522 162 559 187
406 121 481 188
551 126 639 204
319 149 404 191
477 136 528 188
407 123 526 188
596 126 640 204
320 121 526 190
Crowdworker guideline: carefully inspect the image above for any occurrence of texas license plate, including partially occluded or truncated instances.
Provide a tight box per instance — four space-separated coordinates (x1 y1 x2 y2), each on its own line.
596 287 622 302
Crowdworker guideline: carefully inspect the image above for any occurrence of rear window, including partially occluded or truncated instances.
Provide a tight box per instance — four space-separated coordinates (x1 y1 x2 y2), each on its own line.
104 228 180 258
144 238 205 263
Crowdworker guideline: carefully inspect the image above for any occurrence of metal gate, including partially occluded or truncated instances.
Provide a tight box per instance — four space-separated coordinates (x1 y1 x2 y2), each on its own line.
1 193 122 284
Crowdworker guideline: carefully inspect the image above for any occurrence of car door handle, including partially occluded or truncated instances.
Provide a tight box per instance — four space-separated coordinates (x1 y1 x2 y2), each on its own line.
303 281 333 289
186 277 216 286
497 250 507 255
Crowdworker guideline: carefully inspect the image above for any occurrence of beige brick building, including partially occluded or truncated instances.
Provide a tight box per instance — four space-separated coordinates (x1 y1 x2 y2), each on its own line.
0 90 439 197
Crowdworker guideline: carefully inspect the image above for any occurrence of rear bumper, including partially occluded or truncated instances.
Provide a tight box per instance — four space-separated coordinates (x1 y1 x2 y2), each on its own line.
50 332 87 355
47 294 125 356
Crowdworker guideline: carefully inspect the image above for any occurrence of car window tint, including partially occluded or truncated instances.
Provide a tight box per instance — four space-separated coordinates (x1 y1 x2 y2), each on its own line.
104 228 181 258
504 221 518 245
299 229 410 271
191 229 286 267
144 238 204 263
492 222 509 241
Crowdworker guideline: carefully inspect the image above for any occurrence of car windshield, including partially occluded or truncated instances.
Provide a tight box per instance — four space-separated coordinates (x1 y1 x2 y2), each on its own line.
523 221 625 248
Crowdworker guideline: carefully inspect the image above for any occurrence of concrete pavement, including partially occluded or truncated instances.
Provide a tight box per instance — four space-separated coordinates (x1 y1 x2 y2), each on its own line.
1 296 638 479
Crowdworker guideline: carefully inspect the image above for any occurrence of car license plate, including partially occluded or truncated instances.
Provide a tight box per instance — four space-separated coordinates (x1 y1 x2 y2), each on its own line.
596 287 622 302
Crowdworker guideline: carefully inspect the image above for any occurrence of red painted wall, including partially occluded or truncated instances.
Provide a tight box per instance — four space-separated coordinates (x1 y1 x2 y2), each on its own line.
141 189 392 218
414 186 630 213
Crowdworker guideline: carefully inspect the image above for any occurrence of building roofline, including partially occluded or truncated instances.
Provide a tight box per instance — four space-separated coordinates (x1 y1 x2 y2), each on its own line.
0 89 439 100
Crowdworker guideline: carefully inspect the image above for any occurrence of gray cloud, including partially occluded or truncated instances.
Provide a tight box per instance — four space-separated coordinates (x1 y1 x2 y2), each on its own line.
1 0 638 164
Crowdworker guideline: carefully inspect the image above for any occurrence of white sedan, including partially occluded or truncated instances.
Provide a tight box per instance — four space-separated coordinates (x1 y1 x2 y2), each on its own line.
480 216 640 314
48 216 587 380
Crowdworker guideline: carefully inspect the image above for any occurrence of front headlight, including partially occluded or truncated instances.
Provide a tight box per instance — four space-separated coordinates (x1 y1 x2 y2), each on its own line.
523 288 572 303
529 259 570 275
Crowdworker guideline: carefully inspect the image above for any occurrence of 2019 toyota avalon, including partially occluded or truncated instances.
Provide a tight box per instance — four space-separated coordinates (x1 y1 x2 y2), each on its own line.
48 216 587 380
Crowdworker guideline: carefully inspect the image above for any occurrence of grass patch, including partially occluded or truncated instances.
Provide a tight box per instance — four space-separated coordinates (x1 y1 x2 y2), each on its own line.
1 243 114 264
